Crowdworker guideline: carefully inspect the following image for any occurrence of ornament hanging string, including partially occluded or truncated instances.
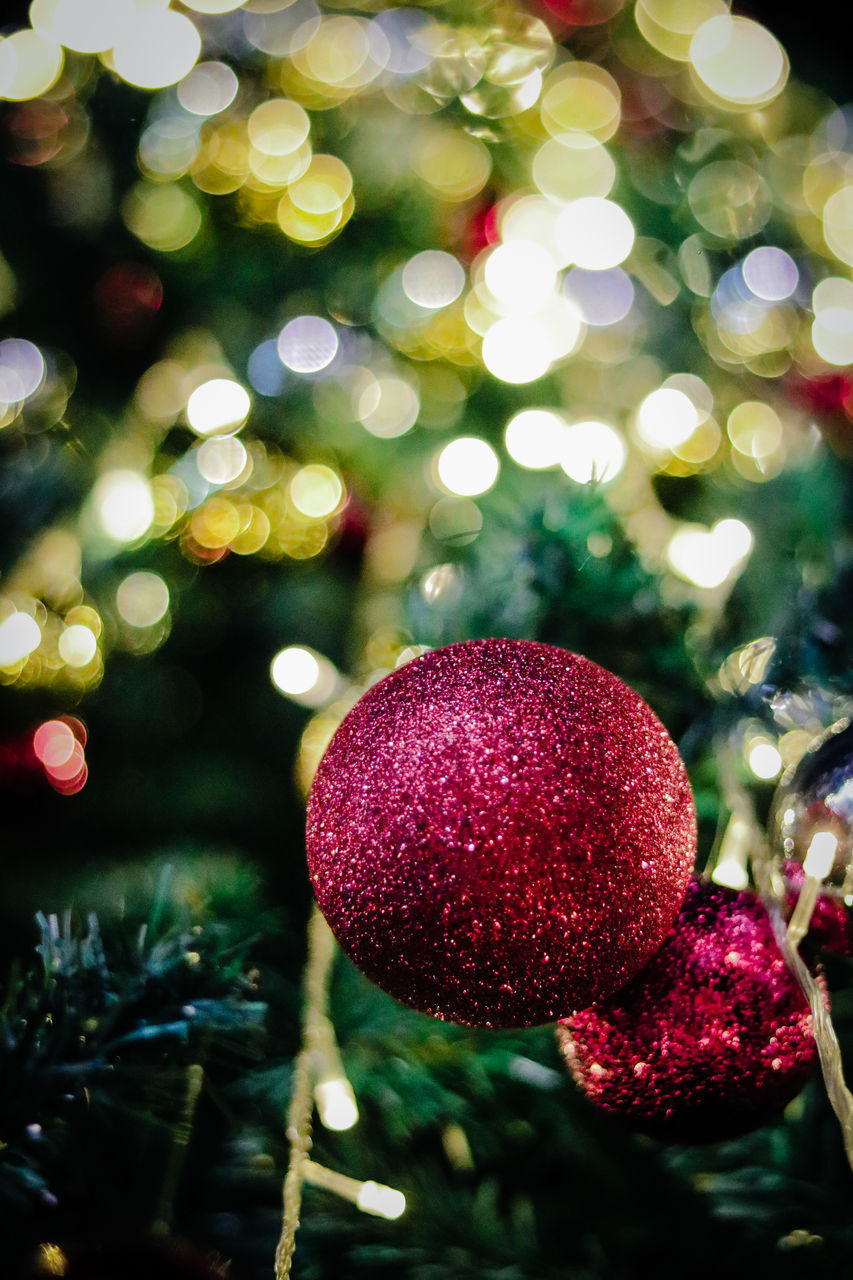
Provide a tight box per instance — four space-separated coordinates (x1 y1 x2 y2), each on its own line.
751 844 853 1171
275 905 337 1280
704 686 853 1166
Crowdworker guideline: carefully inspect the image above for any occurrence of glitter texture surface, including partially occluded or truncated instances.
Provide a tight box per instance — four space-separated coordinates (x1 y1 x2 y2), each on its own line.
306 638 696 1028
559 879 817 1142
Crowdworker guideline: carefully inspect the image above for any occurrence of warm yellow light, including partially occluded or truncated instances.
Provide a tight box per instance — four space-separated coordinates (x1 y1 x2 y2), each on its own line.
635 0 729 62
540 62 621 142
0 29 63 101
690 15 788 108
116 571 170 628
560 420 626 485
315 1078 359 1132
291 465 343 518
636 389 698 449
122 182 202 252
747 740 782 780
504 408 566 470
112 9 201 90
823 185 853 267
481 317 554 384
483 241 557 314
532 133 616 205
803 832 838 881
713 518 753 562
58 624 97 668
415 127 491 202
712 857 750 890
356 1182 407 1220
726 402 783 459
812 310 853 366
247 98 310 156
94 470 155 543
436 438 500 497
0 612 41 667
186 379 251 437
666 519 752 589
556 198 635 271
271 645 338 706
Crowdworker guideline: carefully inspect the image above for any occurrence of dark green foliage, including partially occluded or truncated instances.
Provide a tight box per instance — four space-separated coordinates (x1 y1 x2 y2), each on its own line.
407 471 707 738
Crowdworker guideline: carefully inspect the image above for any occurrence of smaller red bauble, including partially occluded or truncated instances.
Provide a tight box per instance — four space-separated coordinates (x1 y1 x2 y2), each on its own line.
307 638 696 1028
558 879 817 1142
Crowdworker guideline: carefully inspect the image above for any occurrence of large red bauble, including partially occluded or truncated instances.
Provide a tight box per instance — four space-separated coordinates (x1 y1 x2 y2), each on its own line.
558 880 818 1141
306 638 696 1028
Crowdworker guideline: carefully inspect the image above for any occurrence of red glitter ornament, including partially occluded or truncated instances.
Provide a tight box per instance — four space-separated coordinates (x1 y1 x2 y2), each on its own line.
558 880 817 1142
306 638 696 1028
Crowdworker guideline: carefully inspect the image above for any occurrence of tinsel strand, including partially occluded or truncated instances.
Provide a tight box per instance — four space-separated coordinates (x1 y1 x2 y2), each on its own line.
152 1062 205 1236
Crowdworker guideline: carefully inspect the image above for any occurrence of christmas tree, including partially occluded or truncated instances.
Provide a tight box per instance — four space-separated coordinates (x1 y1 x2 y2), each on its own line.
2 1 853 1277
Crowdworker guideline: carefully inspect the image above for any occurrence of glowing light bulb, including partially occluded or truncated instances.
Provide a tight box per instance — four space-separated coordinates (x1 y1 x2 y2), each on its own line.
356 1182 406 1220
315 1078 359 1132
803 832 838 881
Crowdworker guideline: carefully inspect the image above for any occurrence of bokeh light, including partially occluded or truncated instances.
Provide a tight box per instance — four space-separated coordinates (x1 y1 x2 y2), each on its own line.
93 471 155 543
560 420 626 484
58 624 97 668
187 379 251 436
504 409 566 469
667 519 753 589
636 389 699 450
0 611 41 668
117 572 170 628
178 62 239 117
271 645 339 706
402 251 465 310
690 15 788 109
483 241 557 314
0 30 63 101
278 317 339 374
290 465 344 518
436 438 500 497
30 0 134 54
112 9 201 91
557 199 635 270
